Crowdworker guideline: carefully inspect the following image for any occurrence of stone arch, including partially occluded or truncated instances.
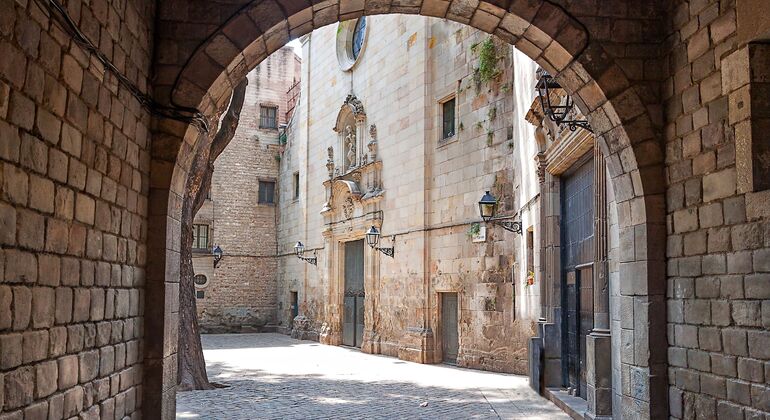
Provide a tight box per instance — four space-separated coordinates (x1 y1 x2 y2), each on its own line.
145 1 666 417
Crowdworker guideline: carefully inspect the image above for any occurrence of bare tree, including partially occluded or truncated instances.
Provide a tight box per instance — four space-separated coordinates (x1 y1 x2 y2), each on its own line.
177 79 249 391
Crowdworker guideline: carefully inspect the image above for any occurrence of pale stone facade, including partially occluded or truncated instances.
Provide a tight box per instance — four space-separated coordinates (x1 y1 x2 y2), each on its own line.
276 15 540 374
191 46 300 332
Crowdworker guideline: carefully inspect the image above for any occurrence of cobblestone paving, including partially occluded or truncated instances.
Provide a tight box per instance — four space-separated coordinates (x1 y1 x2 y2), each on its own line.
176 333 569 419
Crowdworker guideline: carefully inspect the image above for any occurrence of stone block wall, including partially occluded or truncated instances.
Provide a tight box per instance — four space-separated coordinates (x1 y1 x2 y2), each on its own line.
192 47 300 332
0 0 153 417
665 0 770 417
274 15 540 374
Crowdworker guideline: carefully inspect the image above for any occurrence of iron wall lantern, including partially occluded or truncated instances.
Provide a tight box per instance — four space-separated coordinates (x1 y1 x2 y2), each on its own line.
365 226 395 258
535 72 592 133
212 245 223 268
478 191 523 234
294 241 318 266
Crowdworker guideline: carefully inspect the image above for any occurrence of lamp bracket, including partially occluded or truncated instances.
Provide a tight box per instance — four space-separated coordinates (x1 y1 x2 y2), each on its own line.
213 255 222 268
488 218 523 234
376 246 395 258
299 255 318 266
536 73 593 134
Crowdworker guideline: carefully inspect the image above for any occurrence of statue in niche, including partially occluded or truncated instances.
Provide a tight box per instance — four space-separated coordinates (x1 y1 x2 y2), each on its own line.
326 146 335 178
345 125 356 169
368 124 378 161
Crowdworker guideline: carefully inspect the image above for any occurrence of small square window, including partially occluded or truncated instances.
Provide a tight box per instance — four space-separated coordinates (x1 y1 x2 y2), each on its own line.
196 290 205 299
192 224 209 250
259 181 275 204
293 172 300 200
260 106 278 129
441 98 456 140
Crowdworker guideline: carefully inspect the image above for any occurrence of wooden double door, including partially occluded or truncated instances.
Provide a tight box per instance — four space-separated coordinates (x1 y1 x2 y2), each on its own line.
343 240 365 348
560 158 595 398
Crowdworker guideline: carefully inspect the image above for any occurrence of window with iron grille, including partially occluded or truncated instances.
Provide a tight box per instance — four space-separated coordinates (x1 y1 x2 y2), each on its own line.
259 181 275 204
260 106 278 129
192 224 209 250
293 172 300 200
442 98 456 140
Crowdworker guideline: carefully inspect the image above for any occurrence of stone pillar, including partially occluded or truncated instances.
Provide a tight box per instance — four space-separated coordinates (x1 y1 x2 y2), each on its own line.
585 333 612 419
592 143 610 332
585 143 612 419
531 170 562 390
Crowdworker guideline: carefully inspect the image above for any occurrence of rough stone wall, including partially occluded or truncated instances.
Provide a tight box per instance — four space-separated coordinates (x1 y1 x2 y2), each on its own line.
192 47 300 332
0 0 153 417
274 15 540 374
425 23 536 374
664 1 770 417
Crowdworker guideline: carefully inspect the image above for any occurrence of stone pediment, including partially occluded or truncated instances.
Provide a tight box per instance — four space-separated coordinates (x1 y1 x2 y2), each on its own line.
333 94 366 132
331 179 362 198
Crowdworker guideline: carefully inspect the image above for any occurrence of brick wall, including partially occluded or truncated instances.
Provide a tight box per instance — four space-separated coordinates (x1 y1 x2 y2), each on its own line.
192 47 300 332
0 0 153 417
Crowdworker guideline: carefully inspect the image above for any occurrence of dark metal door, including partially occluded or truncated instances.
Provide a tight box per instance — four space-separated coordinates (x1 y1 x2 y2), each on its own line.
560 158 594 397
290 291 299 327
343 240 365 347
442 293 459 364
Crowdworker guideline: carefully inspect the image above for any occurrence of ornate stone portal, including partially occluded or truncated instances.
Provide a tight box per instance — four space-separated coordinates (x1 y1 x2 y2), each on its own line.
319 95 385 353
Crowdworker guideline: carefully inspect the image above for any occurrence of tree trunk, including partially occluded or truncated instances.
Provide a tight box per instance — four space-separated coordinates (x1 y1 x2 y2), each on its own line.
177 79 249 391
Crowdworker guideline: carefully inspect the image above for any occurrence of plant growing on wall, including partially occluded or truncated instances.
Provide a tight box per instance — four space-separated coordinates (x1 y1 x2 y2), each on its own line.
526 270 535 286
475 36 501 84
467 222 481 238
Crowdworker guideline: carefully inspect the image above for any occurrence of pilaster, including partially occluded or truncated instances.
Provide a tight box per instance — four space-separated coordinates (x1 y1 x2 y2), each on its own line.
585 332 613 419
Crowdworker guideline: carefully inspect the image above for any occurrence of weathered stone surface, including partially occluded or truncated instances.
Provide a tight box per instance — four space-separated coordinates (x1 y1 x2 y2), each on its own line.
30 287 55 328
34 360 58 399
79 350 100 383
3 366 33 410
57 355 78 390
0 333 22 370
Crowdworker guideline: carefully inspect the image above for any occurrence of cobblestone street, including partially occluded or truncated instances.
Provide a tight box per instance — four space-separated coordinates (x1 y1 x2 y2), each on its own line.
175 333 568 419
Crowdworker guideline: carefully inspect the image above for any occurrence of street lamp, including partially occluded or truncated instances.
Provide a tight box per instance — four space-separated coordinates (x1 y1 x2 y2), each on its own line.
535 71 592 133
365 226 395 258
478 191 523 234
294 241 317 266
212 245 223 268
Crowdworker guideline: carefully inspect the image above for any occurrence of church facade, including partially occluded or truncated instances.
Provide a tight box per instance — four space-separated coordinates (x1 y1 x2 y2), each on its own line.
276 15 540 374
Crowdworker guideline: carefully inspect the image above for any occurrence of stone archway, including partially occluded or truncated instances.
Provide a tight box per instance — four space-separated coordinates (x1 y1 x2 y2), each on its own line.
145 1 667 417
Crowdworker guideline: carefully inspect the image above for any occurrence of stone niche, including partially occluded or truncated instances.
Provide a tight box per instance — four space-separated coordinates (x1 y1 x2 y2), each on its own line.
321 94 384 218
317 95 386 352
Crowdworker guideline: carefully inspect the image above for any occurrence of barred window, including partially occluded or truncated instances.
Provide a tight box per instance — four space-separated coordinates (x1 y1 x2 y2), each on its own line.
259 181 275 204
293 172 300 200
442 98 456 140
260 106 278 129
193 224 209 250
